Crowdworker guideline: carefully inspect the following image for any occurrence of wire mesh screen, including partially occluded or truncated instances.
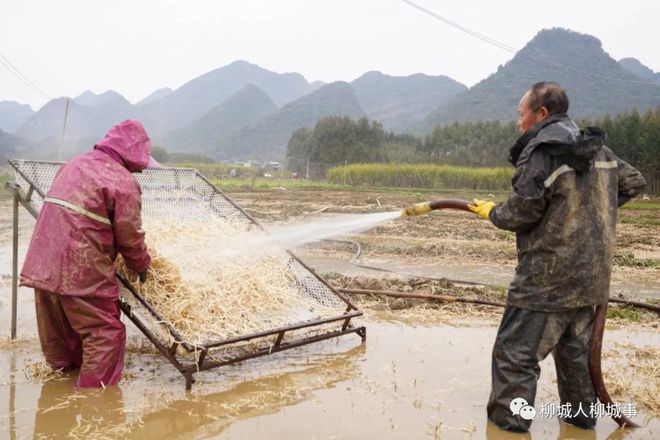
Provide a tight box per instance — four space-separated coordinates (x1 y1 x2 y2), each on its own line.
9 159 350 349
10 160 250 224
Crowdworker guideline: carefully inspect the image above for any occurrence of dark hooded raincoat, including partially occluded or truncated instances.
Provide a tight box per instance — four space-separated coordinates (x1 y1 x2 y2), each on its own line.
486 114 645 432
490 114 646 311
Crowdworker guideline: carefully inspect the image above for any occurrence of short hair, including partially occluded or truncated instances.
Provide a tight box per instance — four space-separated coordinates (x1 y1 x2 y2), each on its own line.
527 82 569 115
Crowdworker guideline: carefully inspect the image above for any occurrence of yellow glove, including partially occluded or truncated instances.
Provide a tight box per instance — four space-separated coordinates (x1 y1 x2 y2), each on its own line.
468 199 495 220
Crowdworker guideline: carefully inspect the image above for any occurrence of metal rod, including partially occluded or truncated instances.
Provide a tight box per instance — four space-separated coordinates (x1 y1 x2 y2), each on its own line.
8 162 48 199
357 327 367 342
293 252 361 310
6 181 40 219
339 287 659 313
9 351 16 440
58 99 70 162
185 374 194 391
609 297 660 314
194 326 367 373
274 331 285 348
338 287 506 308
115 271 194 352
203 311 363 349
11 193 18 339
116 299 189 374
196 170 265 229
9 158 65 167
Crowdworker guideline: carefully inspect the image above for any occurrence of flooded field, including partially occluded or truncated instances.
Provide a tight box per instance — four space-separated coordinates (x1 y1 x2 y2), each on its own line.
1 190 658 439
1 309 658 439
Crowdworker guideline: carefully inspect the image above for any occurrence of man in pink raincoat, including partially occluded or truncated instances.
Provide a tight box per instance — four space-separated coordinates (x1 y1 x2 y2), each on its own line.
21 119 154 388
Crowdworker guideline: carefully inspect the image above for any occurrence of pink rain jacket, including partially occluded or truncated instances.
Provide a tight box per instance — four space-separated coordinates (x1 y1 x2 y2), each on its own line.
21 120 152 299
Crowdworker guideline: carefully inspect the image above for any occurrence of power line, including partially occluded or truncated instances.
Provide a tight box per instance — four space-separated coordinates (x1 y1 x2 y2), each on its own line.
0 50 50 97
0 49 51 99
401 0 518 54
401 0 660 87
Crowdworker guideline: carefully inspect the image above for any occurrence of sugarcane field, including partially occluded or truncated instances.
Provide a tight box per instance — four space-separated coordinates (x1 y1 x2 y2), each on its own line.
2 1 660 439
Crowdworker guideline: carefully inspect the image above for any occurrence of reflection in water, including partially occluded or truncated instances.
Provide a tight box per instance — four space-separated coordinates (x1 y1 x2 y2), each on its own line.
34 379 125 438
486 421 532 440
486 417 632 440
31 345 364 439
605 425 642 440
9 351 16 440
557 421 597 440
6 320 656 440
130 345 364 439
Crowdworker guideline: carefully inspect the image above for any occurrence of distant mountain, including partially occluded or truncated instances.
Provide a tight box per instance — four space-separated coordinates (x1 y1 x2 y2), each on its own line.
74 90 127 107
351 71 466 131
82 92 134 136
16 92 134 144
618 58 660 83
9 61 317 149
0 101 34 133
136 87 172 106
422 28 660 130
138 60 317 135
16 98 94 142
162 84 278 152
8 46 660 161
216 81 365 160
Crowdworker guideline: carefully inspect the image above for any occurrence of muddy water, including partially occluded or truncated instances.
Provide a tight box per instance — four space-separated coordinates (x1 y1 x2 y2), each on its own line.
1 202 658 439
1 307 658 439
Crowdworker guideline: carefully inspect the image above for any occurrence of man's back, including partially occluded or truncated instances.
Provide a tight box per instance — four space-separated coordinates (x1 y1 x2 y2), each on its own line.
490 115 645 311
21 120 152 299
485 82 646 433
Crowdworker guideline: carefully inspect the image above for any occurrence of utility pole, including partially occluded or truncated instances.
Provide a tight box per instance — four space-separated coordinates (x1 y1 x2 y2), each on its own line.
58 98 70 162
306 157 310 180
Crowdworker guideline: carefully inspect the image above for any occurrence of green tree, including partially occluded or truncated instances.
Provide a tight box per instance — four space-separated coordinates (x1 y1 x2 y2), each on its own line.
151 145 170 163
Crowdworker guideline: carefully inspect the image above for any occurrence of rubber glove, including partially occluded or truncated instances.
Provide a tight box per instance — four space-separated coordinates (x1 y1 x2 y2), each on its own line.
468 199 495 220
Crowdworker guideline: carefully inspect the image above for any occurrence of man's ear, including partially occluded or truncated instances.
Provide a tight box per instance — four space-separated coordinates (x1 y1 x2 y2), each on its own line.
538 106 550 120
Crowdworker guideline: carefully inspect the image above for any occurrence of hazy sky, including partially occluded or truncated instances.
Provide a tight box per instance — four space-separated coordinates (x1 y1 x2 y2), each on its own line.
2 0 659 110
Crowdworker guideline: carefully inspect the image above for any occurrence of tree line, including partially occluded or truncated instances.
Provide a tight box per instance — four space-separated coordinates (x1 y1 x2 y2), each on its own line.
285 116 420 178
286 108 660 177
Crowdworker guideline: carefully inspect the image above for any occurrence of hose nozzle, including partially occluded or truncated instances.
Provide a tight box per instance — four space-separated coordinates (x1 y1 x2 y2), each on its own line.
400 201 432 217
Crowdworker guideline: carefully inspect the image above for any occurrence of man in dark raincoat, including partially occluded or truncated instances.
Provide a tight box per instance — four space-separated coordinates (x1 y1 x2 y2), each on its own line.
469 82 646 432
21 119 154 388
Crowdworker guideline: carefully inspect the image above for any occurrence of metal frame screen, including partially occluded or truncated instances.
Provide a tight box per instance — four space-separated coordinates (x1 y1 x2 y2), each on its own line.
9 160 352 350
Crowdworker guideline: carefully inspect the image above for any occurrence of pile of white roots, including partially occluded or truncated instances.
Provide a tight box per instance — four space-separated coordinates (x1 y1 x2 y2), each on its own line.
117 217 340 347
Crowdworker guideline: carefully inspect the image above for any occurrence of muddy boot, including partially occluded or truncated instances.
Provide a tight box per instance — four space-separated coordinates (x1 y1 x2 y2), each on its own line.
554 307 597 430
487 306 547 432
